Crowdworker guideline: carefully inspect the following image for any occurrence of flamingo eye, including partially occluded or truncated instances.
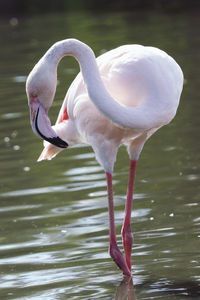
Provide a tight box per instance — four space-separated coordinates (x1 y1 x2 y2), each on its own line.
30 94 39 104
31 92 38 98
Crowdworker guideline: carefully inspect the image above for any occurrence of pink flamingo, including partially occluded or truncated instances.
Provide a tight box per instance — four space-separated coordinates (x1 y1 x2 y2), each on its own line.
26 39 183 276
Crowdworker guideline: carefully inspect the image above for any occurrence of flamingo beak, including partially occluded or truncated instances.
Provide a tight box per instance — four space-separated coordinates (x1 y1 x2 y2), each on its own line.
30 99 68 148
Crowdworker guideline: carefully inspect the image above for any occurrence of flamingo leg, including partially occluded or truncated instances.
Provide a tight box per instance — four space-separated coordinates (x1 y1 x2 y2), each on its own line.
106 172 131 276
121 160 137 271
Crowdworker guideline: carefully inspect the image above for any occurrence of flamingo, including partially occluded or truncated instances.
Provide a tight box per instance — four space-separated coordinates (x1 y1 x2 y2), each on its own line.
26 39 183 276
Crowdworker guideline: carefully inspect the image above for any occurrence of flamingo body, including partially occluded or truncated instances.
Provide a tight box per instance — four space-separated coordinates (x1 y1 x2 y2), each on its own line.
26 39 183 276
38 43 183 173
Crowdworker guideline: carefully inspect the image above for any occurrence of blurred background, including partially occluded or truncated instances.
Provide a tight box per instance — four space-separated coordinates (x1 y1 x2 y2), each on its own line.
0 1 200 300
0 0 200 14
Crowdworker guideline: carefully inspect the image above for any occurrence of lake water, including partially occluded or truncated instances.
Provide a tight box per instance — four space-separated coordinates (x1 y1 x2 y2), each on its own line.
0 9 200 300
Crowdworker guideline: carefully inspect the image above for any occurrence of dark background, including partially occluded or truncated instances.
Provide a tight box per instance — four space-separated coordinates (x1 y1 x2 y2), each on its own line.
0 0 200 15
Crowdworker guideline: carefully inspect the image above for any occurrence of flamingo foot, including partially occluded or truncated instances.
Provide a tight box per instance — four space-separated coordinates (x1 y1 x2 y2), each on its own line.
122 224 133 271
109 242 132 276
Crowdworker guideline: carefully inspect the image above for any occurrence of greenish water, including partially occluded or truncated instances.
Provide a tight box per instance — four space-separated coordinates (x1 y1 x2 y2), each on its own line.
0 9 200 300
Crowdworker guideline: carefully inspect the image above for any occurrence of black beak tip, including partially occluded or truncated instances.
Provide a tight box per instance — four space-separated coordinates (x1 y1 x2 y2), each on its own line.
48 136 68 148
34 108 68 148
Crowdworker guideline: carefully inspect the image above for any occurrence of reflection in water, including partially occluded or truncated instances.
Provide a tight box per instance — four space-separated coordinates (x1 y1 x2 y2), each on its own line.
115 276 136 300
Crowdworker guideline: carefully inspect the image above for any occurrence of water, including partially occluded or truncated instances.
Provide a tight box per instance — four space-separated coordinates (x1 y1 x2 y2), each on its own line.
0 9 200 300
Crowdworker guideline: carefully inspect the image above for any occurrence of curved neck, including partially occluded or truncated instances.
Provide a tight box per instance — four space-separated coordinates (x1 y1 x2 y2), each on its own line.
45 39 101 86
43 39 170 130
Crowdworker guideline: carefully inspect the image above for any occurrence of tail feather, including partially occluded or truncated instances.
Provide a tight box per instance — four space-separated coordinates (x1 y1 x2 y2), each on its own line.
37 143 62 162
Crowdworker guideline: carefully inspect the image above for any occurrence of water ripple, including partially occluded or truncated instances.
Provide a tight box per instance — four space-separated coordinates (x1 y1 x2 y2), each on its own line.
0 181 107 197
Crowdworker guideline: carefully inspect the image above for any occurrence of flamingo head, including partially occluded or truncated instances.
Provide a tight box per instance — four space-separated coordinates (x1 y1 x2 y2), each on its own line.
26 58 68 149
